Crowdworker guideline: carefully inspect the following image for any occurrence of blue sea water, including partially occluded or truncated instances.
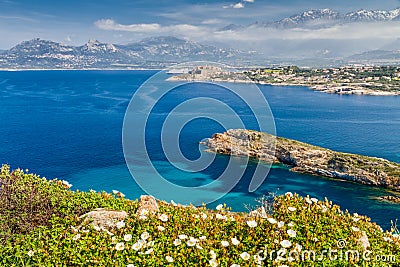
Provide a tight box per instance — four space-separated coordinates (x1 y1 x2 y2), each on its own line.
0 70 399 229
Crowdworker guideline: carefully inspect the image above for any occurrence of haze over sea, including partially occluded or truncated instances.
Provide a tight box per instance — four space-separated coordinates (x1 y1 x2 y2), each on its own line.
1 70 399 229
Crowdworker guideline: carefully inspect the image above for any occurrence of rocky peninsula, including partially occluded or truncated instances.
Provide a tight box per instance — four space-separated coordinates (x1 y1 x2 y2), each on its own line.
203 129 400 191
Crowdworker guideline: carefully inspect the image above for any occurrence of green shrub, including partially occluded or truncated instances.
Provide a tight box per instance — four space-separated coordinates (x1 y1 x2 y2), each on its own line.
0 165 399 266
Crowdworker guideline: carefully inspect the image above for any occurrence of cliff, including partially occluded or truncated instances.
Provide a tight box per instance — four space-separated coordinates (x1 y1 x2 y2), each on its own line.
204 129 400 191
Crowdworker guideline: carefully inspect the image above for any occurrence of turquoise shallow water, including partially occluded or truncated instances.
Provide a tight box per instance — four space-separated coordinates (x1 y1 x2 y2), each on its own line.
0 70 399 229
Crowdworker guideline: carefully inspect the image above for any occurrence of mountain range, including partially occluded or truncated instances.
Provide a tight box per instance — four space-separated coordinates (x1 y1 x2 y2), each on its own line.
220 8 400 31
2 7 400 69
0 37 254 69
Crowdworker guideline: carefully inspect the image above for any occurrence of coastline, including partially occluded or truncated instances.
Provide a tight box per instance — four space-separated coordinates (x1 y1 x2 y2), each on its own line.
167 76 400 96
203 129 400 191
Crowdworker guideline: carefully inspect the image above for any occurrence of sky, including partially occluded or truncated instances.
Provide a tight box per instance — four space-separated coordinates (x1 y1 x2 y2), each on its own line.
1 0 400 52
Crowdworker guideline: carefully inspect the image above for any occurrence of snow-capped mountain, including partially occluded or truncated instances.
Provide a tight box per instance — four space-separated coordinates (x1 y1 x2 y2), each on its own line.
219 7 400 31
345 8 400 22
270 9 341 28
0 37 253 69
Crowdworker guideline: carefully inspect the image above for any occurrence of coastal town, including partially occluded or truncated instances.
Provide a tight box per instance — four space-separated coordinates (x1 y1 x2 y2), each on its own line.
168 65 400 96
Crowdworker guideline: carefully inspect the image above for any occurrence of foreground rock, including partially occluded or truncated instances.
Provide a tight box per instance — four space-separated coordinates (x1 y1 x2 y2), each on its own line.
79 208 128 229
203 129 400 191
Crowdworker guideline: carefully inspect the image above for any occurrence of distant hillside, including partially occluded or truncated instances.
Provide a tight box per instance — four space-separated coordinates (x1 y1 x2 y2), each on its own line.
0 37 254 69
347 50 400 64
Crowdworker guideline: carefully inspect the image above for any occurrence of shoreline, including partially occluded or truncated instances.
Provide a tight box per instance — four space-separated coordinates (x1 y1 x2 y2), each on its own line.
203 129 400 192
167 76 400 96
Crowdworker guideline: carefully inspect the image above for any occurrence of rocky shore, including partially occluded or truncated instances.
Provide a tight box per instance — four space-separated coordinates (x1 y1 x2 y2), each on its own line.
203 129 400 191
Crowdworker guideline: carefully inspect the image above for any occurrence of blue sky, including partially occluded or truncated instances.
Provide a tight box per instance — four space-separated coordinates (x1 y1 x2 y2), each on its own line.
1 0 400 49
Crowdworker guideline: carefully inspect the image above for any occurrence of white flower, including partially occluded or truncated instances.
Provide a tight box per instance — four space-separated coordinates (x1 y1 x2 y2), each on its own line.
288 207 296 212
62 180 72 188
171 200 177 206
287 229 297 238
127 264 136 267
173 239 182 246
93 225 101 231
278 265 289 267
278 221 285 228
116 221 125 229
351 226 360 232
159 214 168 222
216 204 224 210
187 237 197 247
216 213 227 220
111 236 117 244
201 213 208 220
157 225 165 231
140 209 149 216
285 192 293 197
221 240 229 247
124 234 132 242
288 222 294 227
166 256 174 263
267 217 277 224
280 240 292 248
115 242 125 251
193 214 200 219
354 213 359 217
210 250 217 259
132 242 142 251
199 236 207 241
353 217 360 222
230 264 240 267
240 252 250 260
321 205 328 213
311 197 318 203
209 258 218 267
27 250 34 257
139 215 147 220
231 237 240 245
246 220 257 228
141 231 150 240
178 234 188 240
305 197 312 204
196 244 203 250
112 190 119 194
145 248 153 254
72 234 81 241
89 189 96 193
230 216 236 221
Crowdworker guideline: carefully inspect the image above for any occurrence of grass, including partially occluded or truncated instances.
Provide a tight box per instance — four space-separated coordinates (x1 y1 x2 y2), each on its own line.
1 164 399 266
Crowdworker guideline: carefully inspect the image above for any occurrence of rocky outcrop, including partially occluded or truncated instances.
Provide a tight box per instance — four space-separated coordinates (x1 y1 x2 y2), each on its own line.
377 195 400 203
136 195 159 216
79 208 128 229
203 129 400 191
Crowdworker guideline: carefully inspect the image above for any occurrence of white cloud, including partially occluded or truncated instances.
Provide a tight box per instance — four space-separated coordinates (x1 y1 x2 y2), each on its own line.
243 0 255 2
201 19 225 25
233 2 245 9
223 2 245 9
95 19 161 32
94 19 209 38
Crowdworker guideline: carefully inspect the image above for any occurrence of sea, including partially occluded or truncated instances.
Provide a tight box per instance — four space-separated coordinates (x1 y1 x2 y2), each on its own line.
0 70 399 229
